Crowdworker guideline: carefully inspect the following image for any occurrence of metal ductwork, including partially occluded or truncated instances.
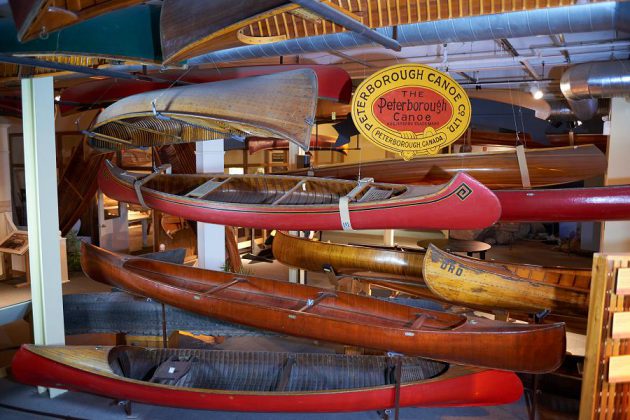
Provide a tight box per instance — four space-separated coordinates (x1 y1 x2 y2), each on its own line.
189 2 630 65
560 60 630 120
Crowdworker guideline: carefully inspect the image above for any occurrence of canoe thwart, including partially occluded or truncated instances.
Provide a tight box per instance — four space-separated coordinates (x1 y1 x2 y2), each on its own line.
271 180 308 205
186 178 231 199
297 292 337 312
201 278 247 297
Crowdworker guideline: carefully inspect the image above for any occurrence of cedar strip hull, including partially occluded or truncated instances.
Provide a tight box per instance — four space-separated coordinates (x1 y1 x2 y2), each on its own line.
247 134 342 154
80 243 565 373
423 245 589 316
98 161 502 231
160 0 290 64
285 145 606 189
12 345 523 411
273 232 591 318
496 185 630 222
92 69 318 151
273 231 424 278
60 65 352 116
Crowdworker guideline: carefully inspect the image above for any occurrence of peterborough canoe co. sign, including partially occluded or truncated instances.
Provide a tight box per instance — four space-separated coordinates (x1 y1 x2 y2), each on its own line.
352 64 471 160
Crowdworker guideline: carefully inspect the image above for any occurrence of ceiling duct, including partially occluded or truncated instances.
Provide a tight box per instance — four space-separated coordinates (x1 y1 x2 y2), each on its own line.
189 2 630 65
560 60 630 120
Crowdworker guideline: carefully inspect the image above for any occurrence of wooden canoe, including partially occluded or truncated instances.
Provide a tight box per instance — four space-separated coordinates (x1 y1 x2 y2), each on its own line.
90 69 317 152
8 0 143 42
423 244 590 316
12 345 523 411
98 160 501 230
80 242 566 373
496 185 630 222
247 134 345 154
59 64 352 116
273 231 592 317
285 145 606 189
161 0 577 65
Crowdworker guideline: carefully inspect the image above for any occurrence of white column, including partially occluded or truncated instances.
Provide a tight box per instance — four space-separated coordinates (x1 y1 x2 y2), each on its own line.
383 229 395 246
600 97 630 252
21 77 65 397
196 140 225 270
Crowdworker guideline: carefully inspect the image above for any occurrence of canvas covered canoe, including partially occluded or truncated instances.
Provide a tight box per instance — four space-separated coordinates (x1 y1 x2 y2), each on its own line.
59 64 352 116
81 243 565 373
422 244 590 316
89 69 317 152
98 160 501 231
273 231 591 317
285 145 606 189
12 345 523 412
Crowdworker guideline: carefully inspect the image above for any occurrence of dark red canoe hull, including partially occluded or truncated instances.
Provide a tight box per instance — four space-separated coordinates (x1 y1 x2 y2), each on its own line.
497 185 630 222
12 346 523 411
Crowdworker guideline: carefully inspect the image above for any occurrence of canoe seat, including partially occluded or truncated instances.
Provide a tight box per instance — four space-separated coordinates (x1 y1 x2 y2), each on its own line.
357 187 394 203
200 278 247 296
186 177 231 199
149 356 194 384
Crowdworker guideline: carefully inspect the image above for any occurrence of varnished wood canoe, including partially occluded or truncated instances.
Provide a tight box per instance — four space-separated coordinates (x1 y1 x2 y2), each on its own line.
273 231 592 318
423 244 590 316
60 65 352 116
98 160 502 230
247 134 344 154
285 145 606 189
90 69 317 152
496 185 630 222
12 345 523 411
80 242 566 373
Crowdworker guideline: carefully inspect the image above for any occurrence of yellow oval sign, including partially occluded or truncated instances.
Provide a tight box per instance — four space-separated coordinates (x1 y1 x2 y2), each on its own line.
352 64 471 160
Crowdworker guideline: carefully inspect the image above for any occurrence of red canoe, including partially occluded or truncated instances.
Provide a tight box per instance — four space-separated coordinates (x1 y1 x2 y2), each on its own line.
12 345 522 412
98 161 502 230
59 64 352 115
247 134 344 154
497 185 630 222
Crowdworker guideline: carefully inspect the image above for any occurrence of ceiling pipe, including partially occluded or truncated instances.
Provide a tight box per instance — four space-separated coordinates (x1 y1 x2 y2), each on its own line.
560 60 630 120
290 0 401 51
189 2 630 65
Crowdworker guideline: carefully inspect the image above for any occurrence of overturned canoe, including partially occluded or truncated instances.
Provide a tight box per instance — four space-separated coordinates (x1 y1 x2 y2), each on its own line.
60 64 352 116
285 145 606 189
90 69 317 152
496 185 630 222
98 161 501 230
273 232 591 317
12 345 523 411
81 243 566 373
423 244 590 316
247 134 344 154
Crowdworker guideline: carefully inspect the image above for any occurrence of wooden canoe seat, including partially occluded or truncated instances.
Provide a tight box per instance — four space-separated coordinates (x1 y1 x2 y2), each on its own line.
297 292 337 312
200 278 247 296
271 180 307 205
186 178 231 199
345 178 373 202
357 187 394 203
